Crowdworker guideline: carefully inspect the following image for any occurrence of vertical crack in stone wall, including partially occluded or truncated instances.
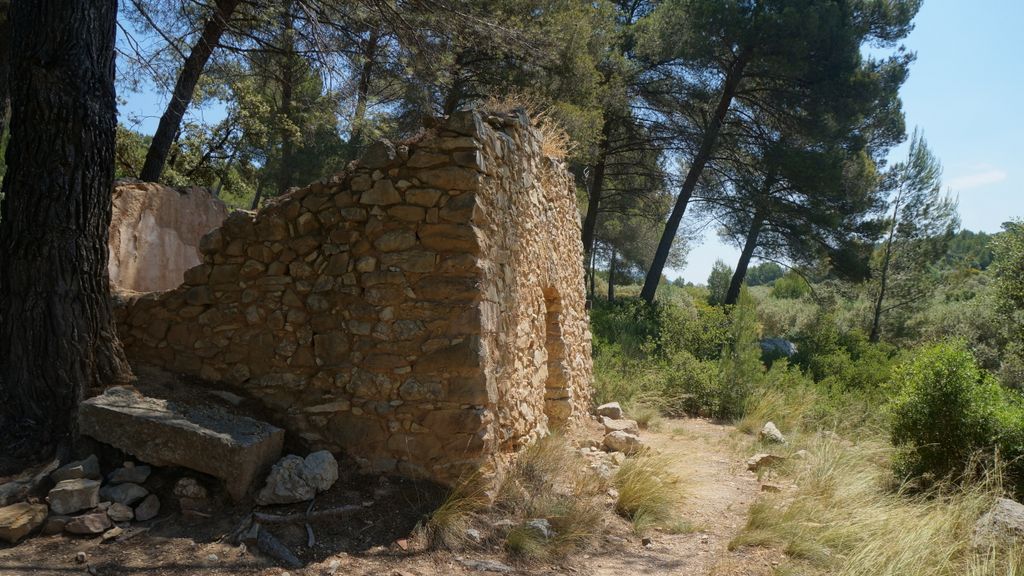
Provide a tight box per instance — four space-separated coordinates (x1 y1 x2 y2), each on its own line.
113 109 593 485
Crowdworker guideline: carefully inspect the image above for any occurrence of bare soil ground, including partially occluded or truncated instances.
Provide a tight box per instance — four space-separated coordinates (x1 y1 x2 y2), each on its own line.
0 417 778 576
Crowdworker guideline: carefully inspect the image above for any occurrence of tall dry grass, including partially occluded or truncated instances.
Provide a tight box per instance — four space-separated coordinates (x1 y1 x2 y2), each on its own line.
730 426 1022 575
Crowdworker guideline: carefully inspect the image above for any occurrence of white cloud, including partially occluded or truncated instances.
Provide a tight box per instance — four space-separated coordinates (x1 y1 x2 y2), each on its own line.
948 168 1008 190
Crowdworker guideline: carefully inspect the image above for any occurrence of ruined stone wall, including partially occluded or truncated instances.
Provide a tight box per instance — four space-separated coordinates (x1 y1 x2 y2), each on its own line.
114 110 592 484
109 181 228 292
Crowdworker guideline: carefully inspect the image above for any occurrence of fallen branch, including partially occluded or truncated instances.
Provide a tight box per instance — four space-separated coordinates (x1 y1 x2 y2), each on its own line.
257 526 302 568
253 504 364 525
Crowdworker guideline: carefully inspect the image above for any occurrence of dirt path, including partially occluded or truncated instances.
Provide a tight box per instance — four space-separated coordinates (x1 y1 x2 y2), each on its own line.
589 418 780 576
0 418 777 576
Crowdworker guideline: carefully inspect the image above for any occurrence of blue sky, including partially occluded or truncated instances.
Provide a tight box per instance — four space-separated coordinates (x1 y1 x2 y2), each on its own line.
674 0 1024 283
117 2 1023 284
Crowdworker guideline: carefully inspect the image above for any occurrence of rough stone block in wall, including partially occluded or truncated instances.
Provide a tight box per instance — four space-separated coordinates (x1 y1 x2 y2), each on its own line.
109 181 229 292
112 108 593 485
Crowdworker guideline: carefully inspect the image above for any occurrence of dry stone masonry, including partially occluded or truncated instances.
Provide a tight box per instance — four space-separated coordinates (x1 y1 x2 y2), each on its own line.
114 109 593 484
109 181 229 292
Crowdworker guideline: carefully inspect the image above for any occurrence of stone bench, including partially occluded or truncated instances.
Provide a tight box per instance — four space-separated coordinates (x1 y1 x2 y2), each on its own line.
79 387 284 501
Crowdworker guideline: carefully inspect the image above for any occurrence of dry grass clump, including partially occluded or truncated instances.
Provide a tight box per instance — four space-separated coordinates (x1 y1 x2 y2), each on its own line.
495 434 608 561
613 451 684 535
624 400 664 431
424 472 490 550
730 432 1022 575
426 434 610 562
481 92 573 160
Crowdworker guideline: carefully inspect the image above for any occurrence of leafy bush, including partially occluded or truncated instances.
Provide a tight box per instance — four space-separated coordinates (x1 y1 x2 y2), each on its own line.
662 350 720 416
707 259 733 305
771 271 810 299
716 288 764 418
590 297 728 361
889 341 1024 493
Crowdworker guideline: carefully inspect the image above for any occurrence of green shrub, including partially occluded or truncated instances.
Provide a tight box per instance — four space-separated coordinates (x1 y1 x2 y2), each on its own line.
889 341 1024 493
662 350 719 416
717 288 764 419
707 260 733 305
771 272 810 299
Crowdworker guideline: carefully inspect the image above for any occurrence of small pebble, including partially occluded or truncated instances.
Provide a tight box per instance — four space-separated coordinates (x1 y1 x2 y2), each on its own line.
75 551 87 563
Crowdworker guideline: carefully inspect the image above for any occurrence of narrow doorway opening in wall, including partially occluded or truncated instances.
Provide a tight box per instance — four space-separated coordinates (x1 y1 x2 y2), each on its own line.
542 288 571 428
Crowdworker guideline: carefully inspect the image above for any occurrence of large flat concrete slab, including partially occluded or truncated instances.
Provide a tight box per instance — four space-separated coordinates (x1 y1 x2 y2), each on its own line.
79 387 283 501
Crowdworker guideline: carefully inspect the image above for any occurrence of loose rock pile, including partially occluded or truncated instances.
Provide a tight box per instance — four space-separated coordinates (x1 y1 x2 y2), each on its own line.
0 455 165 544
575 401 648 478
596 402 645 456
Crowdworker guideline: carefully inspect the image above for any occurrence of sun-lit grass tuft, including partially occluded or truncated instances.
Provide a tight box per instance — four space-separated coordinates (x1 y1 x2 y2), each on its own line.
613 451 685 535
425 474 490 550
729 430 1019 576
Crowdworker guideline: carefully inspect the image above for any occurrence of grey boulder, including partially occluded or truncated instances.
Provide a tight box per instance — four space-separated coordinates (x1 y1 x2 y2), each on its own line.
100 482 149 506
51 455 101 483
65 512 112 535
47 479 100 515
256 450 339 505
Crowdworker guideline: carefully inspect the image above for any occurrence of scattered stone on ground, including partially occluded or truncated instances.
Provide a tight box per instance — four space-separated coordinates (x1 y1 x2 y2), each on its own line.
65 511 113 535
596 402 623 420
526 518 555 540
602 416 640 435
102 526 125 542
79 386 284 501
47 478 101 515
0 502 48 544
761 483 782 493
107 502 134 522
973 497 1024 550
746 453 786 472
75 551 87 564
108 463 151 485
759 422 786 444
100 482 149 506
134 494 161 521
51 455 101 483
603 431 643 455
0 459 59 507
456 557 514 573
257 451 340 505
42 515 69 535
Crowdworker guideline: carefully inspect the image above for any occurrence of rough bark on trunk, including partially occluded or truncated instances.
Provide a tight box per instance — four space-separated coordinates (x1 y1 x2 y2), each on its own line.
347 28 380 161
725 208 766 306
138 0 240 182
250 179 264 210
640 49 752 303
581 117 614 264
0 0 132 464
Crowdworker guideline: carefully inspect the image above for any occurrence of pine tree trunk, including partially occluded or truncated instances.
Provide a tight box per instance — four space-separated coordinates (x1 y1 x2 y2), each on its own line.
725 209 766 306
138 0 240 182
250 179 264 210
581 117 613 263
640 49 752 303
607 248 617 302
347 28 379 161
870 190 903 342
0 0 132 465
